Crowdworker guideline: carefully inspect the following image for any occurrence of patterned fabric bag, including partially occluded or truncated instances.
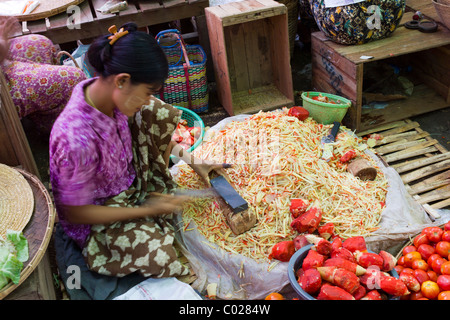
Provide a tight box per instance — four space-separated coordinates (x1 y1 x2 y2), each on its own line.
154 29 209 113
82 97 191 278
309 0 405 45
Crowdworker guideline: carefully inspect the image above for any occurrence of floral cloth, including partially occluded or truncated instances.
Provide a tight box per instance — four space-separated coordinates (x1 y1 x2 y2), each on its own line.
50 77 189 278
1 34 86 132
309 0 405 44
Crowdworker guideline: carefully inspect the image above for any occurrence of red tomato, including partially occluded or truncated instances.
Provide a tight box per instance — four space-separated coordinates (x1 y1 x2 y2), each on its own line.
417 244 436 261
404 251 422 268
402 245 417 256
414 234 430 248
427 270 438 282
438 291 450 300
397 256 405 266
421 281 440 299
444 221 450 231
431 257 446 274
400 268 415 277
427 253 442 267
436 241 450 258
426 227 443 243
411 259 428 271
437 275 450 291
421 226 434 235
441 261 450 275
409 291 425 300
413 269 430 285
442 231 450 242
394 265 404 275
287 106 309 121
265 292 284 300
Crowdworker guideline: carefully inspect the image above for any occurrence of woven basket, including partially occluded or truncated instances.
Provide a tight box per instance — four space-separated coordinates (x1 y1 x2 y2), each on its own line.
433 0 450 30
0 169 56 299
276 0 299 57
13 0 86 21
309 0 405 45
394 223 446 260
155 29 209 113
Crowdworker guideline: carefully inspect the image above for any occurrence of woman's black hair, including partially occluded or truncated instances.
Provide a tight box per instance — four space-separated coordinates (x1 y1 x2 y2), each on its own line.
87 22 168 85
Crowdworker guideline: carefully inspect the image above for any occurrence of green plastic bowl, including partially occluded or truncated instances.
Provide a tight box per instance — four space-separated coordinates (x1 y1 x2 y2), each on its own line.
301 92 351 124
170 106 205 161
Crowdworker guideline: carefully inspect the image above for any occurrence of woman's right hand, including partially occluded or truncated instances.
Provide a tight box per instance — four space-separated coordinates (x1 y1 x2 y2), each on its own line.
142 193 190 216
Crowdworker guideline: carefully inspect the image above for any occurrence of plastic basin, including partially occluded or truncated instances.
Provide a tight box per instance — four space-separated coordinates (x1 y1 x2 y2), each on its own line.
301 92 351 125
287 244 400 300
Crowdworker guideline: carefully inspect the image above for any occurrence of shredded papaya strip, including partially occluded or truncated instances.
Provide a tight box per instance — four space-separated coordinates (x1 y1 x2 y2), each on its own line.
174 109 388 261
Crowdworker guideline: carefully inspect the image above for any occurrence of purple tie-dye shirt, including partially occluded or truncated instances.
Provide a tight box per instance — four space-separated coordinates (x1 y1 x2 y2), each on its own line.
49 78 136 248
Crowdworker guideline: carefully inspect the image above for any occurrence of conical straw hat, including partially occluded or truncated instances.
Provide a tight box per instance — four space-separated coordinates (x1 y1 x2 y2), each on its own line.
0 164 34 239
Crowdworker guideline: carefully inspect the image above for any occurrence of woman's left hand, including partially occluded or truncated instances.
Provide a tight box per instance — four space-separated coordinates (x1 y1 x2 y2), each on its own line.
189 160 232 187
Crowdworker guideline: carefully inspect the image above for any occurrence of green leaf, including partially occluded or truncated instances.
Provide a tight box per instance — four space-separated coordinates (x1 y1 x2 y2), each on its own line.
0 274 8 290
0 253 23 284
6 230 28 262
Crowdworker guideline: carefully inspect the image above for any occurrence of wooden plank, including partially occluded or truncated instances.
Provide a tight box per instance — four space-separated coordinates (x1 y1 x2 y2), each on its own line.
319 26 450 65
408 170 450 195
384 146 438 163
218 1 286 27
376 138 430 155
205 6 233 115
356 120 406 137
401 159 450 184
431 198 450 210
416 184 450 205
226 24 249 92
138 0 164 12
267 13 293 103
244 20 265 89
375 131 428 146
395 152 450 174
378 122 420 136
0 71 39 177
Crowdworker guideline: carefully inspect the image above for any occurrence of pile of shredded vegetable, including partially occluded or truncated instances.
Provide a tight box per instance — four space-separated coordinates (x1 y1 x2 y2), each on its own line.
173 109 388 261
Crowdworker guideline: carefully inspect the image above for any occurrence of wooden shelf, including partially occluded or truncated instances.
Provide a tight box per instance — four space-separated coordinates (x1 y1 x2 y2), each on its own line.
360 84 450 129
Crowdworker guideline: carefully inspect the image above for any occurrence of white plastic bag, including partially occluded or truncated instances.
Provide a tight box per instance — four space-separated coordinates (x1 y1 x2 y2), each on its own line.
113 277 202 300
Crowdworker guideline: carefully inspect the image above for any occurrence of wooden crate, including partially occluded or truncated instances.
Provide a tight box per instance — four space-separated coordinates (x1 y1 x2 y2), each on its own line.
357 120 450 220
311 1 450 132
205 0 294 116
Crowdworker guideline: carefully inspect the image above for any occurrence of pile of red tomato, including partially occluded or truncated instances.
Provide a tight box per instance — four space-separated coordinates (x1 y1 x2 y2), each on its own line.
395 221 450 300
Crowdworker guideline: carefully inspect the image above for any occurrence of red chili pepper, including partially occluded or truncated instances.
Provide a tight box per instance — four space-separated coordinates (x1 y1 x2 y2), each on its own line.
268 240 295 262
339 149 357 163
289 198 309 218
287 106 309 121
318 223 335 240
290 205 322 234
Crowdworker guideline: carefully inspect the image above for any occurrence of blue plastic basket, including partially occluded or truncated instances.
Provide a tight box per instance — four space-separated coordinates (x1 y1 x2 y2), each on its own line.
170 106 205 161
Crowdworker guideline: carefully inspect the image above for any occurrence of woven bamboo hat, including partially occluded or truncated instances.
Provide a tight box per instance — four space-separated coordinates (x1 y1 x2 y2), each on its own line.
0 164 34 239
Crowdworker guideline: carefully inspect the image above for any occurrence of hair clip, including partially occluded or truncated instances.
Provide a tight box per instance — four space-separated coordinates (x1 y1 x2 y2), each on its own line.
107 25 129 45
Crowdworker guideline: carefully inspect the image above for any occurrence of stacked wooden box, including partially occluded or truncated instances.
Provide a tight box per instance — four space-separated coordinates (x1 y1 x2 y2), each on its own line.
206 0 294 116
